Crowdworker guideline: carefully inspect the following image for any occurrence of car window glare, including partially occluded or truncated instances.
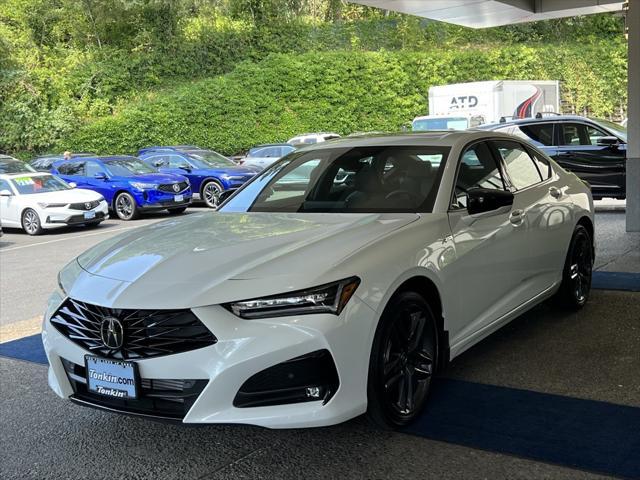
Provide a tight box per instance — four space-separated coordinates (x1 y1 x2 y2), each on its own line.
494 141 543 190
104 158 157 176
221 146 448 214
10 175 70 194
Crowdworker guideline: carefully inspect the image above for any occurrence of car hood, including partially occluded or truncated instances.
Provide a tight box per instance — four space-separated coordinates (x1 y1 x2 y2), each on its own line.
26 188 102 202
73 212 418 308
114 173 187 183
192 166 257 177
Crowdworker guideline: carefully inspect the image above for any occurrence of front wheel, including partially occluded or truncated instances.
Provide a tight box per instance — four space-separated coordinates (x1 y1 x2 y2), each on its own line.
556 224 593 309
167 206 187 215
201 181 223 209
114 192 139 221
367 291 438 429
22 208 43 235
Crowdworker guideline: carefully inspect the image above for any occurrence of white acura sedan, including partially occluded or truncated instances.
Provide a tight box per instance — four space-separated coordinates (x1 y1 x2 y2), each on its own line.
43 131 594 428
0 172 108 235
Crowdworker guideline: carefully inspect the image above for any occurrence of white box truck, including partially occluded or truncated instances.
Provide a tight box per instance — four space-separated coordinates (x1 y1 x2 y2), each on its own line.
412 80 560 131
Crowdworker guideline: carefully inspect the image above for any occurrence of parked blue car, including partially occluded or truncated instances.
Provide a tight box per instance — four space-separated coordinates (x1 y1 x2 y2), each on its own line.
138 146 258 208
51 155 192 220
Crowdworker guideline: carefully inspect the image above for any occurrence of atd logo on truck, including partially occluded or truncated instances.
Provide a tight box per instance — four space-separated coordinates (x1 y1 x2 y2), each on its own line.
450 96 478 109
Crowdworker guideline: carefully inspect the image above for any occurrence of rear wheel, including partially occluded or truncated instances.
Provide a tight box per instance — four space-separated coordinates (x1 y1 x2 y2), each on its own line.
22 208 43 235
557 224 593 309
367 291 438 429
167 206 187 215
114 192 139 221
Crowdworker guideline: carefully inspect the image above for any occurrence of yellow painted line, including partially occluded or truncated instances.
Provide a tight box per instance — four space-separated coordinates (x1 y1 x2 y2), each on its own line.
0 317 43 343
0 225 141 253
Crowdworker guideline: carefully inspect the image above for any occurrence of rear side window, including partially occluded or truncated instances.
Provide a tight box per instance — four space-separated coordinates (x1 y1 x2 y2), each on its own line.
516 123 554 146
57 162 85 175
492 140 542 190
528 149 552 180
452 142 506 209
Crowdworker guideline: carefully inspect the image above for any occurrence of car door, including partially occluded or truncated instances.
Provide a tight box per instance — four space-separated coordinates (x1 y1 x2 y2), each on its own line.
446 140 529 344
84 161 112 199
554 122 626 198
56 161 87 188
0 178 20 226
490 139 571 297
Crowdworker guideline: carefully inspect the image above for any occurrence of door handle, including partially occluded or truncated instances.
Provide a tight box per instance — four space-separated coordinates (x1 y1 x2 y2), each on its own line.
549 186 562 199
556 151 572 156
509 209 526 226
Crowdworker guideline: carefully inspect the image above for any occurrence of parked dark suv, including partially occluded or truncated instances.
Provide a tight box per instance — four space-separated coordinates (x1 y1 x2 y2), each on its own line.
478 115 627 199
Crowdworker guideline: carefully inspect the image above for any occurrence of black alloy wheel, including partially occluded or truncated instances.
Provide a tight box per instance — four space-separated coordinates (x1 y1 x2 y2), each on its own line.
367 291 438 429
114 192 139 221
558 225 593 309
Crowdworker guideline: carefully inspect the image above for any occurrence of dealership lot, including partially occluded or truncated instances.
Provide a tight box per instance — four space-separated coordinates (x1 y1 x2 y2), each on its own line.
1 209 639 479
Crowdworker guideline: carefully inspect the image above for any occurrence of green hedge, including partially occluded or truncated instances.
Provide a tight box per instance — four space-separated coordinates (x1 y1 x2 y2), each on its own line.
64 44 627 156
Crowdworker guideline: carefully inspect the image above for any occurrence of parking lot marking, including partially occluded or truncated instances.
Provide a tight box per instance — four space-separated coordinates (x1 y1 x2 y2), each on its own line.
1 225 140 253
0 316 42 343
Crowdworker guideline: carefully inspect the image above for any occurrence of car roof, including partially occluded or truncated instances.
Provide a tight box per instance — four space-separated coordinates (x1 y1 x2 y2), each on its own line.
291 130 516 151
138 145 201 154
53 155 138 165
251 143 294 148
479 115 600 130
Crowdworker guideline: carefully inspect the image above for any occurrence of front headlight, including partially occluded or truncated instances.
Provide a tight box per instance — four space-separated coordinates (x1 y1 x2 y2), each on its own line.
129 182 158 191
37 202 68 208
224 277 360 319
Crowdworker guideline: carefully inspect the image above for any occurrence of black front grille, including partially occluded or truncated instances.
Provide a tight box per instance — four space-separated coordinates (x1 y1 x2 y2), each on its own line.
158 181 189 193
51 299 217 359
62 359 207 420
69 200 101 210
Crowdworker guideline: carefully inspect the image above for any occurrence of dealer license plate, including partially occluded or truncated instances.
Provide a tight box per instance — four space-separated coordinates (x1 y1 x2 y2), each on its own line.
84 210 96 220
174 194 184 202
85 356 138 399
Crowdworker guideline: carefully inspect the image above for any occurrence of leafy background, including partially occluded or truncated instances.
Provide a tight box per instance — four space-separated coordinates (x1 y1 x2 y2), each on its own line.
0 0 628 158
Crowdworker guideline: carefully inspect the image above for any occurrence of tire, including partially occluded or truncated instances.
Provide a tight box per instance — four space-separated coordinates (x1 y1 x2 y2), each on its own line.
167 206 187 215
201 180 223 209
367 291 438 429
556 224 593 309
22 208 43 236
114 192 139 221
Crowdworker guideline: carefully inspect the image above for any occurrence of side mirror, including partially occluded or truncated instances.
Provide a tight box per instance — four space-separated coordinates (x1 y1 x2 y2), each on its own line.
179 165 192 172
596 136 620 147
94 172 107 180
467 188 514 215
68 182 77 188
218 188 237 204
0 189 13 197
153 160 164 168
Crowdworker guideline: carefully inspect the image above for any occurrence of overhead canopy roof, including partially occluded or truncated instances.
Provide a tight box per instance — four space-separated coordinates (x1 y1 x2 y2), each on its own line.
350 0 624 28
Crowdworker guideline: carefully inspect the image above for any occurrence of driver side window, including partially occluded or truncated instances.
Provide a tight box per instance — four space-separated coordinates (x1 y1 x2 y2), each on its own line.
452 142 506 210
167 155 190 168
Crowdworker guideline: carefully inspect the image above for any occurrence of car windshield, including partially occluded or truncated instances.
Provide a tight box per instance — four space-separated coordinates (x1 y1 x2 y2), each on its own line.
413 118 468 131
0 159 37 174
592 118 627 142
185 150 236 168
10 174 70 194
220 146 448 213
104 158 157 176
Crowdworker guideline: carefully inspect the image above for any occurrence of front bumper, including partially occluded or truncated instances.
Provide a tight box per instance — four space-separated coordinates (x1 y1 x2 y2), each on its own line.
42 293 376 428
136 189 193 210
42 202 109 228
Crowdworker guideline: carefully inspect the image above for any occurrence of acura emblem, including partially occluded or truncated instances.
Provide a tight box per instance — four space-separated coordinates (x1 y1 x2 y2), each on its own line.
100 317 124 349
85 202 92 210
172 183 180 192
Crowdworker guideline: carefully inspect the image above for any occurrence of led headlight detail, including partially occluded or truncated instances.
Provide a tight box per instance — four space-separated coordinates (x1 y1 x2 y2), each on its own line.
225 277 360 319
129 182 158 191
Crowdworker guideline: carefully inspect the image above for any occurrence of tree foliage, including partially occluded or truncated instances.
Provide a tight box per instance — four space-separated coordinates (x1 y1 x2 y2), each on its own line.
0 0 628 156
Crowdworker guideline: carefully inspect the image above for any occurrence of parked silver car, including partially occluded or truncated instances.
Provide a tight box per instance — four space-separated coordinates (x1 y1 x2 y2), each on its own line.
240 143 296 170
